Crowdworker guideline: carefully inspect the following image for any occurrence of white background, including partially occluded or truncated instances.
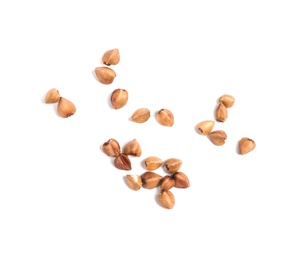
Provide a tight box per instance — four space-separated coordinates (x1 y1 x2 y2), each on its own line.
0 0 299 259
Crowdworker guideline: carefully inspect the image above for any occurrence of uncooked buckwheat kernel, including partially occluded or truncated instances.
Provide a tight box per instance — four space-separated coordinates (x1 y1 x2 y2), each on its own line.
141 171 163 189
156 108 174 127
144 156 163 171
173 172 190 188
114 153 132 170
123 139 142 157
111 89 128 109
102 48 120 66
159 175 175 192
125 174 142 190
215 102 228 122
208 130 227 146
219 94 235 108
196 120 215 135
57 97 76 118
102 138 121 157
157 190 175 209
164 158 182 173
131 108 150 123
95 67 116 84
45 88 60 103
238 137 256 155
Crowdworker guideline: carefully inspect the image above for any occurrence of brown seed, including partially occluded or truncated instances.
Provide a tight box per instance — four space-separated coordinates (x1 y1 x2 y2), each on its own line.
208 130 227 146
156 108 174 127
160 175 175 192
144 156 163 171
196 120 215 135
215 102 228 122
94 67 116 84
164 158 182 173
173 172 190 188
45 88 60 103
219 94 235 108
123 139 142 157
131 108 150 123
102 48 120 66
57 97 76 118
238 137 256 155
111 89 128 109
102 138 120 157
114 153 132 170
157 190 175 209
141 171 163 189
125 175 142 191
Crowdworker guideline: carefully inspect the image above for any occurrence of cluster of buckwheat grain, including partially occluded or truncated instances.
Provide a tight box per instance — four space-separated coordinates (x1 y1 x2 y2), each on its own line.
195 94 256 155
43 48 256 210
101 136 190 209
